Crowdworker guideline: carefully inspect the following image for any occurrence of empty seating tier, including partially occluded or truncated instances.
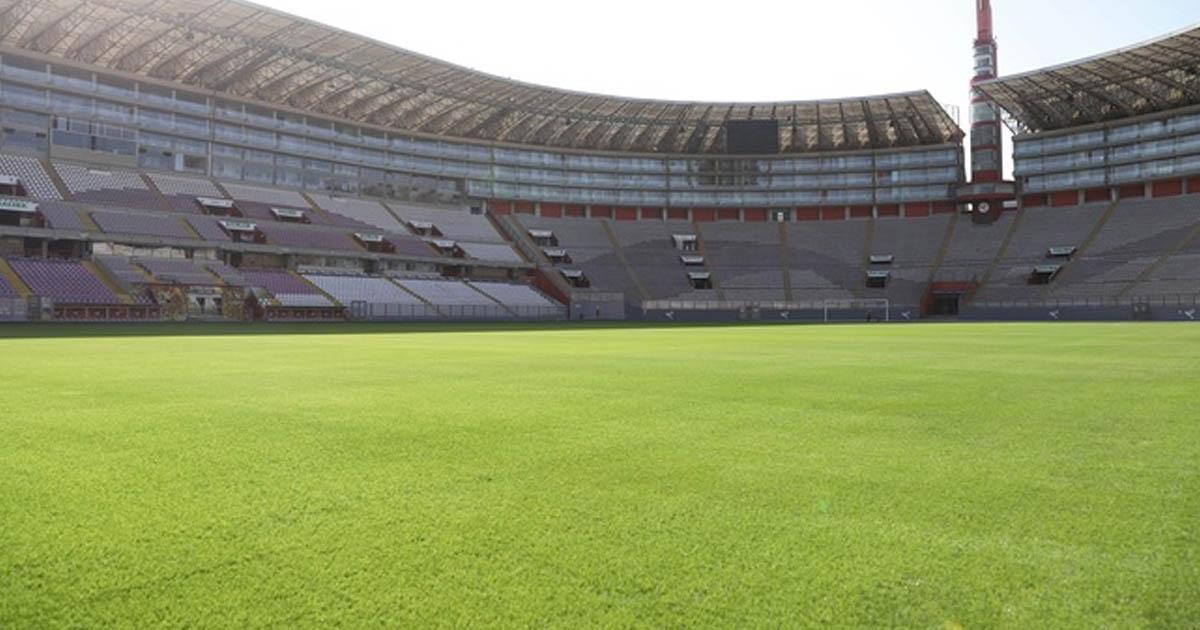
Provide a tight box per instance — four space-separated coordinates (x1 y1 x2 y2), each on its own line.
92 211 194 239
241 269 334 307
390 203 507 243
0 154 62 200
470 282 558 308
0 272 18 298
8 258 119 304
258 224 361 251
395 278 494 306
54 162 164 211
304 274 423 305
139 258 221 285
221 182 310 208
309 193 406 233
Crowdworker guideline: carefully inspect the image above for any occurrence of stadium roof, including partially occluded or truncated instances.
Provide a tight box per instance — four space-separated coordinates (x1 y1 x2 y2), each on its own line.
0 0 963 155
978 24 1200 134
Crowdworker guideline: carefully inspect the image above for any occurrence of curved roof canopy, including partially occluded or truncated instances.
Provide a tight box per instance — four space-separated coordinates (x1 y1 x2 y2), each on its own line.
0 0 962 155
978 25 1200 133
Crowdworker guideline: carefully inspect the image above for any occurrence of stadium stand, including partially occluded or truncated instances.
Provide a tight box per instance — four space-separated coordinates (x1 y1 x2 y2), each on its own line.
185 215 233 242
0 0 1195 322
470 282 561 309
91 210 195 240
0 154 62 200
240 269 336 307
304 273 424 306
95 255 150 286
0 272 19 298
8 258 120 304
308 193 407 233
699 223 787 302
396 278 491 304
457 241 523 263
787 221 866 301
257 224 362 252
389 204 507 243
36 201 89 231
610 220 701 299
53 162 165 211
146 172 224 213
205 262 247 286
935 212 1013 282
138 258 222 285
221 182 309 208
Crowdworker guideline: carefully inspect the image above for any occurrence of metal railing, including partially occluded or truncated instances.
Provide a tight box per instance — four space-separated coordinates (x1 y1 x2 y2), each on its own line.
0 298 28 321
359 302 565 321
969 294 1200 309
641 299 918 311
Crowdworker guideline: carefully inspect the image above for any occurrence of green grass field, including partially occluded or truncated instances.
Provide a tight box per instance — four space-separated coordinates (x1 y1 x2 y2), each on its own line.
1 322 1198 627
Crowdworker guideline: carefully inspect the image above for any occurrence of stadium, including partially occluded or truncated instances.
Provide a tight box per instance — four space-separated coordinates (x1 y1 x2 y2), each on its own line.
0 0 1197 626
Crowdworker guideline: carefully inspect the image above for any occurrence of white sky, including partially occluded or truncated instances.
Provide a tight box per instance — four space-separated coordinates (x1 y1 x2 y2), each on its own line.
252 0 1200 174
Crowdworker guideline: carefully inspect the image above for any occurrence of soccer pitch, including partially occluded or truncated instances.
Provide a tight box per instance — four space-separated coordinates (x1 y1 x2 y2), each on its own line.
1 323 1197 627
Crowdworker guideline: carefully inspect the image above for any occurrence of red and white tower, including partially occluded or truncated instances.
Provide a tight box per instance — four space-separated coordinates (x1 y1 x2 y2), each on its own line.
957 0 1014 224
970 0 1002 184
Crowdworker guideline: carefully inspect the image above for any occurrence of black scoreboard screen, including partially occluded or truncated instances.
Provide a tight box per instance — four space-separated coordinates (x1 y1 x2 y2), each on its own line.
724 120 780 155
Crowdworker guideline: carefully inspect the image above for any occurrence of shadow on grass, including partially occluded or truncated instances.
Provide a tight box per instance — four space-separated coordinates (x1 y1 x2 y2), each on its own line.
0 320 809 340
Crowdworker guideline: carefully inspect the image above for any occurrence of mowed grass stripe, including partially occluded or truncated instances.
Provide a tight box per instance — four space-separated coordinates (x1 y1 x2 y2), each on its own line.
0 323 1197 626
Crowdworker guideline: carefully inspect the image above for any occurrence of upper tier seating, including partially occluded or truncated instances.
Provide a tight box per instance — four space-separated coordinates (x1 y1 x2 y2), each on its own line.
0 154 62 200
146 172 224 213
138 258 221 285
37 201 87 231
388 235 439 258
185 215 232 242
240 269 335 307
8 258 119 304
389 203 506 243
257 224 361 252
92 210 195 240
54 162 164 211
221 182 309 208
457 241 523 263
303 274 423 306
309 193 407 233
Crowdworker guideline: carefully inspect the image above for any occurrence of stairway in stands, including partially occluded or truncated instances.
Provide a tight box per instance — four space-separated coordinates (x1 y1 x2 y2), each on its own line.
925 212 961 286
966 208 1027 304
463 281 517 317
1117 221 1200 299
0 258 32 298
853 217 877 299
600 220 650 302
40 158 71 200
690 222 726 302
493 213 574 304
778 223 794 302
82 260 134 304
1042 199 1120 299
